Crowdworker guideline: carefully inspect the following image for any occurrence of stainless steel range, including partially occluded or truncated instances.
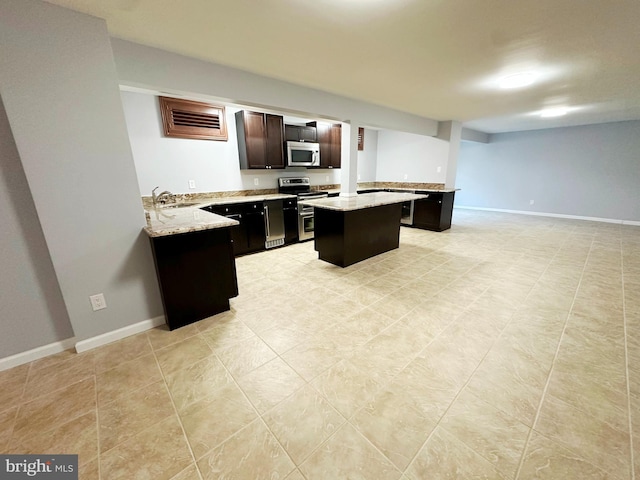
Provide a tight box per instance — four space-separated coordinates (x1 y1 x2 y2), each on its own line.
278 177 328 241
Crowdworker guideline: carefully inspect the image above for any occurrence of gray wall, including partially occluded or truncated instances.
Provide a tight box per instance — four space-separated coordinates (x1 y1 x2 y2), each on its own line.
111 39 439 137
0 96 74 357
456 121 640 222
0 0 163 345
376 130 449 183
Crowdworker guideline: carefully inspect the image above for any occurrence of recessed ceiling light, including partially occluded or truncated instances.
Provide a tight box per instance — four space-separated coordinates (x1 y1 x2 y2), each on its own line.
499 72 536 89
540 107 569 117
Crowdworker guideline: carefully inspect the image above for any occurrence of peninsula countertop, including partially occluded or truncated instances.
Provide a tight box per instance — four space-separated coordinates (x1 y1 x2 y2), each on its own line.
143 206 238 237
298 191 428 212
143 193 297 237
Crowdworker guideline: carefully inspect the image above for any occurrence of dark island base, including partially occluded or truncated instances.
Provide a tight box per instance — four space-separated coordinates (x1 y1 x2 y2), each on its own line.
411 191 455 231
314 203 402 267
150 227 239 330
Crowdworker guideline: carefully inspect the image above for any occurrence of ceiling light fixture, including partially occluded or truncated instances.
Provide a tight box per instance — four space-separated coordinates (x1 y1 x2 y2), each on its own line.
499 72 536 89
540 107 569 117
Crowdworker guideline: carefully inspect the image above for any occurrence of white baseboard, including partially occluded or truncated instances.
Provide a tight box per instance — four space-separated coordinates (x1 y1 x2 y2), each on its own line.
0 337 77 372
455 206 640 226
0 316 167 371
75 315 165 353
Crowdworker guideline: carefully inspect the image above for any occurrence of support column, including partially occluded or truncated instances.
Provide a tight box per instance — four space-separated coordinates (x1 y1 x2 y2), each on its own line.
340 120 360 197
437 120 462 189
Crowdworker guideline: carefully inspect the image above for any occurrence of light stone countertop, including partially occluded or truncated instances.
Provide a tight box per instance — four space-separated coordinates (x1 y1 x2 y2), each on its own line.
298 191 428 212
143 206 238 238
143 193 297 237
198 193 296 206
326 187 459 195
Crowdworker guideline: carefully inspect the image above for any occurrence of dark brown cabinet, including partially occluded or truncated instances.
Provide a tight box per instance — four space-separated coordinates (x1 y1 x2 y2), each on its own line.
283 198 299 244
244 202 267 252
308 121 341 168
412 191 455 231
236 110 285 169
202 202 266 256
285 125 317 142
149 228 238 330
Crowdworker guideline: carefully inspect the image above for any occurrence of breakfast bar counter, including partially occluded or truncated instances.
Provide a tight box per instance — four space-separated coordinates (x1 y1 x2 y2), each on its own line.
299 192 427 267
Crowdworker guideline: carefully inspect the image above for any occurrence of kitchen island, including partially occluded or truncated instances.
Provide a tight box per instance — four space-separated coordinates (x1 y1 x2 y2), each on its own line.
144 205 240 330
299 191 427 267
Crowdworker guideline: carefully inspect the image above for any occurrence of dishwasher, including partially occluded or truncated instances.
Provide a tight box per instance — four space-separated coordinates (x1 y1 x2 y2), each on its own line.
264 199 285 249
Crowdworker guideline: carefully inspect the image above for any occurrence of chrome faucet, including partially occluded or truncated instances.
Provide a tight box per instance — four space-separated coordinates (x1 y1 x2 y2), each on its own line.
152 186 174 206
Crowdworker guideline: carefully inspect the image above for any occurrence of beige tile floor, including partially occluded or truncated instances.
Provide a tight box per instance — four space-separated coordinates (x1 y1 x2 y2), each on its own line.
1 208 640 479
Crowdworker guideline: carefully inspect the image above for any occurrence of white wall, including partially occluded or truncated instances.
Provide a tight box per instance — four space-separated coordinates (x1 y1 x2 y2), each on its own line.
121 91 342 193
456 121 640 222
376 130 449 183
0 0 163 345
0 96 73 357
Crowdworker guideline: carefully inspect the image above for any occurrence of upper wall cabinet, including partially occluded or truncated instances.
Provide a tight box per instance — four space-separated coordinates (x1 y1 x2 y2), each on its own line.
159 97 228 141
285 125 317 142
236 110 285 169
308 121 341 169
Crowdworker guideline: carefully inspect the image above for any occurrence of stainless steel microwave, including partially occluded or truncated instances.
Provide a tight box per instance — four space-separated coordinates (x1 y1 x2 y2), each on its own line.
286 141 320 167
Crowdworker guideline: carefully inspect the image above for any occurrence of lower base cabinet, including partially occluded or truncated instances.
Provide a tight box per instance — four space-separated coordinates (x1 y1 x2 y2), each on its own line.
150 227 238 330
283 198 298 244
412 191 455 231
203 202 266 256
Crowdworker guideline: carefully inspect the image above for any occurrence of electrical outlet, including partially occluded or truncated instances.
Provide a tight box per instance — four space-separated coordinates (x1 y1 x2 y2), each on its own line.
437 166 442 173
325 175 329 182
89 293 107 311
529 199 535 205
188 180 196 189
403 174 408 180
358 174 361 180
254 178 259 186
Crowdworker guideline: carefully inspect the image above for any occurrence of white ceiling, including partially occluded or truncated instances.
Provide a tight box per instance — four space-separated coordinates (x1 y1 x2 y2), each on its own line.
44 0 640 133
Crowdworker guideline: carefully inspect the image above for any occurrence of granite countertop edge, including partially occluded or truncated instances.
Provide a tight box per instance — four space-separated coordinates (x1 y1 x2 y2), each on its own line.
299 192 429 212
143 193 297 238
325 187 459 194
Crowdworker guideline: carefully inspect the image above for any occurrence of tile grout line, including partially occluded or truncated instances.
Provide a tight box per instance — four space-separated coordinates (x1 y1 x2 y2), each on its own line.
512 231 595 480
389 233 542 475
622 236 635 480
93 375 102 480
237 240 495 475
359 252 536 475
401 247 563 477
194 332 302 478
148 334 204 480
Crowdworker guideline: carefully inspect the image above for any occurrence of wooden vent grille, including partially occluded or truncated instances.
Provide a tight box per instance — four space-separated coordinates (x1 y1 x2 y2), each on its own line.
358 127 364 151
159 97 228 141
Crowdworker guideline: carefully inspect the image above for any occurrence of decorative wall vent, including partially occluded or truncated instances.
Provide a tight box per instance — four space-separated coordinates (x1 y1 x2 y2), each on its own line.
358 127 364 151
159 97 228 141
